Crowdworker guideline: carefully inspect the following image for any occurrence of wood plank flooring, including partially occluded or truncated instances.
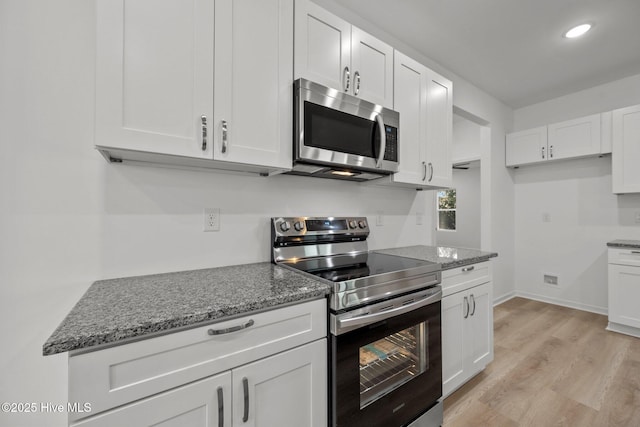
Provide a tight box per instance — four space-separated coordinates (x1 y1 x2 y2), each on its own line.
443 297 640 427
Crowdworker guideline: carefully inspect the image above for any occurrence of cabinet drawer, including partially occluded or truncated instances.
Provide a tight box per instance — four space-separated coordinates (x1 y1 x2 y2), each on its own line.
608 248 640 266
69 299 326 421
441 262 491 297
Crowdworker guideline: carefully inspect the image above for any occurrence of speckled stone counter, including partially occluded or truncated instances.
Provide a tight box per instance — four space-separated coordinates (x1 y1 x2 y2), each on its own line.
43 263 329 356
375 245 498 270
607 239 640 249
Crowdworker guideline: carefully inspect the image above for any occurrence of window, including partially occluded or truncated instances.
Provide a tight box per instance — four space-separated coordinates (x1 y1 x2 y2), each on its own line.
437 189 456 231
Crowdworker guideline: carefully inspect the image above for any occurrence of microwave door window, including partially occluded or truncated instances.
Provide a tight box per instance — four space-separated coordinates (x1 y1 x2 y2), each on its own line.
304 102 378 158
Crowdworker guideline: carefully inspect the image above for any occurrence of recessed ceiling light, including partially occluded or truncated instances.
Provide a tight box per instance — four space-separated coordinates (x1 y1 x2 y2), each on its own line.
564 23 593 39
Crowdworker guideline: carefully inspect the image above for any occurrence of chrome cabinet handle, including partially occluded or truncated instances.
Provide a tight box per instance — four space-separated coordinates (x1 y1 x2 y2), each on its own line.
221 120 228 154
343 66 350 92
428 162 434 182
631 251 640 254
242 377 249 422
374 113 386 168
542 146 545 159
462 265 475 272
201 115 207 151
207 319 254 336
470 294 476 316
549 145 554 158
463 296 469 319
422 161 427 181
354 71 361 95
217 387 224 427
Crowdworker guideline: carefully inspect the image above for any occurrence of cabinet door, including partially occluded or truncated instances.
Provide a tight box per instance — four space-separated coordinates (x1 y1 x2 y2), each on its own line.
442 292 467 398
608 264 640 329
214 0 293 169
95 0 214 159
424 70 453 188
612 104 640 194
547 114 601 160
72 372 231 427
466 282 493 373
232 339 327 427
391 51 427 185
505 126 547 167
294 0 351 92
350 27 394 108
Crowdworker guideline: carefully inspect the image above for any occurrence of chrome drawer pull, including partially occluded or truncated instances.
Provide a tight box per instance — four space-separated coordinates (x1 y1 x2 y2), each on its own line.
631 251 640 254
463 296 469 319
208 319 254 336
470 294 476 316
462 266 475 272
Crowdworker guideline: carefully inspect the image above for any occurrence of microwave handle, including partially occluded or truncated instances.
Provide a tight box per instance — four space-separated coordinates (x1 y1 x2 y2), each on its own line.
374 114 386 168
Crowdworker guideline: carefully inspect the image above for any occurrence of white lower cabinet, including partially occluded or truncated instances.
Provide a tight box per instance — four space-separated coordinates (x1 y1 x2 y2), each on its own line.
607 248 640 337
68 299 327 427
72 372 231 427
73 341 326 427
441 263 493 398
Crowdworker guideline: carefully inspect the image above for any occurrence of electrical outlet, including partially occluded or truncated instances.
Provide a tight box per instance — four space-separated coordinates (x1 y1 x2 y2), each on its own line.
635 212 640 224
204 208 220 232
376 211 384 226
544 274 558 286
542 212 551 223
416 212 424 225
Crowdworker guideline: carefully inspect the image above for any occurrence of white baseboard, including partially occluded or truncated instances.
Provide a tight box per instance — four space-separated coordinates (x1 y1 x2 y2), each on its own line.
493 291 516 307
495 290 607 315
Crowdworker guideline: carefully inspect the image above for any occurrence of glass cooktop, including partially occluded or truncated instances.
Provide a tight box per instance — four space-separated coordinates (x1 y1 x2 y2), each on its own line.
283 252 438 283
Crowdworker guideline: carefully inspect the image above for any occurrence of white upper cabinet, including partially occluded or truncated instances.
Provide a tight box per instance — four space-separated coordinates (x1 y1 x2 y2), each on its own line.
95 0 215 159
95 0 293 174
547 113 601 160
214 0 293 170
425 70 453 187
612 104 640 194
384 51 452 189
294 0 394 108
506 113 605 167
505 126 547 167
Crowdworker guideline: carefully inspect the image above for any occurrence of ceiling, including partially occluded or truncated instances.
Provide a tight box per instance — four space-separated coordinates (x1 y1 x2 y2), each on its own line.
335 0 640 108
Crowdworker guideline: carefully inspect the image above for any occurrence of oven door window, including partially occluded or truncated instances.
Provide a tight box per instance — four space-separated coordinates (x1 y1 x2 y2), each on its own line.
359 323 427 408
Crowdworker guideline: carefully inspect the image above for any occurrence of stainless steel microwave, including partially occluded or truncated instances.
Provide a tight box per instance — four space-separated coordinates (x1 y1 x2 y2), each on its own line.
288 78 399 181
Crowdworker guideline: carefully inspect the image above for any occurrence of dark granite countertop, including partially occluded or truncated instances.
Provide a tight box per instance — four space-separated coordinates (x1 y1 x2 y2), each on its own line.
43 263 329 356
607 240 640 249
374 245 498 270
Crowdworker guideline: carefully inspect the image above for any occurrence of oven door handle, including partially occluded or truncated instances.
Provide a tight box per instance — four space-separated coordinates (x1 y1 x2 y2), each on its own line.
374 113 386 168
335 289 441 335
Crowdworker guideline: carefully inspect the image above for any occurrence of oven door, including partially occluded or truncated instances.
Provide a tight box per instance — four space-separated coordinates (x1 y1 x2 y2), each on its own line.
294 78 399 173
330 288 442 427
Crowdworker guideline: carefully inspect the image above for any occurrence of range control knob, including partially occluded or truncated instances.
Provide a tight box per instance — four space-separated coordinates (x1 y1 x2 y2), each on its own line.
349 220 357 229
358 220 367 229
280 221 291 232
294 221 305 231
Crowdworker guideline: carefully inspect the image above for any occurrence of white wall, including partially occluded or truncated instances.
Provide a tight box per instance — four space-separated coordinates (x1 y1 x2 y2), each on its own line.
0 1 514 426
512 73 640 312
437 166 482 249
452 116 482 163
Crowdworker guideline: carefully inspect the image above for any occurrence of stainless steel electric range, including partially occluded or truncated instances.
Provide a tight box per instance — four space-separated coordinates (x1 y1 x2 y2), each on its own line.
271 216 443 427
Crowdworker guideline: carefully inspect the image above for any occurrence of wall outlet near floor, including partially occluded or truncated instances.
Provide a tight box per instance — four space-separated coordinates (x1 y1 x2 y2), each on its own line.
376 211 384 226
543 274 558 286
204 208 220 232
542 212 551 223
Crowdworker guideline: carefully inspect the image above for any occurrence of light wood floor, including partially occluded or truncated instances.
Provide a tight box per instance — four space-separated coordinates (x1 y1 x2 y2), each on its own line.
443 297 640 427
